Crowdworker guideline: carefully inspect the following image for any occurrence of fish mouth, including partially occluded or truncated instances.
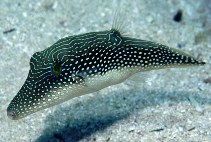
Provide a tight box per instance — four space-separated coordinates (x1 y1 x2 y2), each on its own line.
7 108 19 120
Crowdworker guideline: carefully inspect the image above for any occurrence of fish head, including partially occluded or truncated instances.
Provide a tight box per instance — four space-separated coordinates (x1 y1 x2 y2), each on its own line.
7 49 84 120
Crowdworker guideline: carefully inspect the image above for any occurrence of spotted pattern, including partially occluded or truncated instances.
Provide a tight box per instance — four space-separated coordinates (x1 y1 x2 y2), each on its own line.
7 29 205 120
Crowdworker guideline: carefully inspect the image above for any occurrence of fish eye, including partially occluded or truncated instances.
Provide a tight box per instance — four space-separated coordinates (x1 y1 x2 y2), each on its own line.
52 62 62 76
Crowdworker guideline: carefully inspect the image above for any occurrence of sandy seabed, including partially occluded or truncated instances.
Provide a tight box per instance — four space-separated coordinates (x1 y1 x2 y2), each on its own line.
0 0 211 142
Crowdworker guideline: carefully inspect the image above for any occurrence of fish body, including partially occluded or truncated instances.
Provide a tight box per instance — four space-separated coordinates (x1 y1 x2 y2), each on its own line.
7 28 205 120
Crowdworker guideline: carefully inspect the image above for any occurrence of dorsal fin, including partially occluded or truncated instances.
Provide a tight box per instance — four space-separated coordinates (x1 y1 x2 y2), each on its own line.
112 8 128 36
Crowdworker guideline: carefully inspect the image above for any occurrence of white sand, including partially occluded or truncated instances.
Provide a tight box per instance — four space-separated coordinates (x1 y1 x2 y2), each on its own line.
0 0 210 141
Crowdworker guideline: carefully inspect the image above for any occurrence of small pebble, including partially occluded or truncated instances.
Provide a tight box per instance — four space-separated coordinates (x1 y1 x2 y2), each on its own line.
173 9 183 22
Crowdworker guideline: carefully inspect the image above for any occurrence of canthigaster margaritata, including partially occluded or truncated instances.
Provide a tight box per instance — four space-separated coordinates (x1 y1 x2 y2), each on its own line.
7 26 205 120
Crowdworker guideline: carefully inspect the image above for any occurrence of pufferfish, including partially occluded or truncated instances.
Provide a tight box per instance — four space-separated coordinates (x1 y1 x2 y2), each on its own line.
7 19 205 120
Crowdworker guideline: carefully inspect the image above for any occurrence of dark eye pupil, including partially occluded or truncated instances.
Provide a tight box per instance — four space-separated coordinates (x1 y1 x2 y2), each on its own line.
52 63 61 75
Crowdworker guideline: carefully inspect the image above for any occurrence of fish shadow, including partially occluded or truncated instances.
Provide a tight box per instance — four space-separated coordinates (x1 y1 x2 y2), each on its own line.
35 84 211 142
